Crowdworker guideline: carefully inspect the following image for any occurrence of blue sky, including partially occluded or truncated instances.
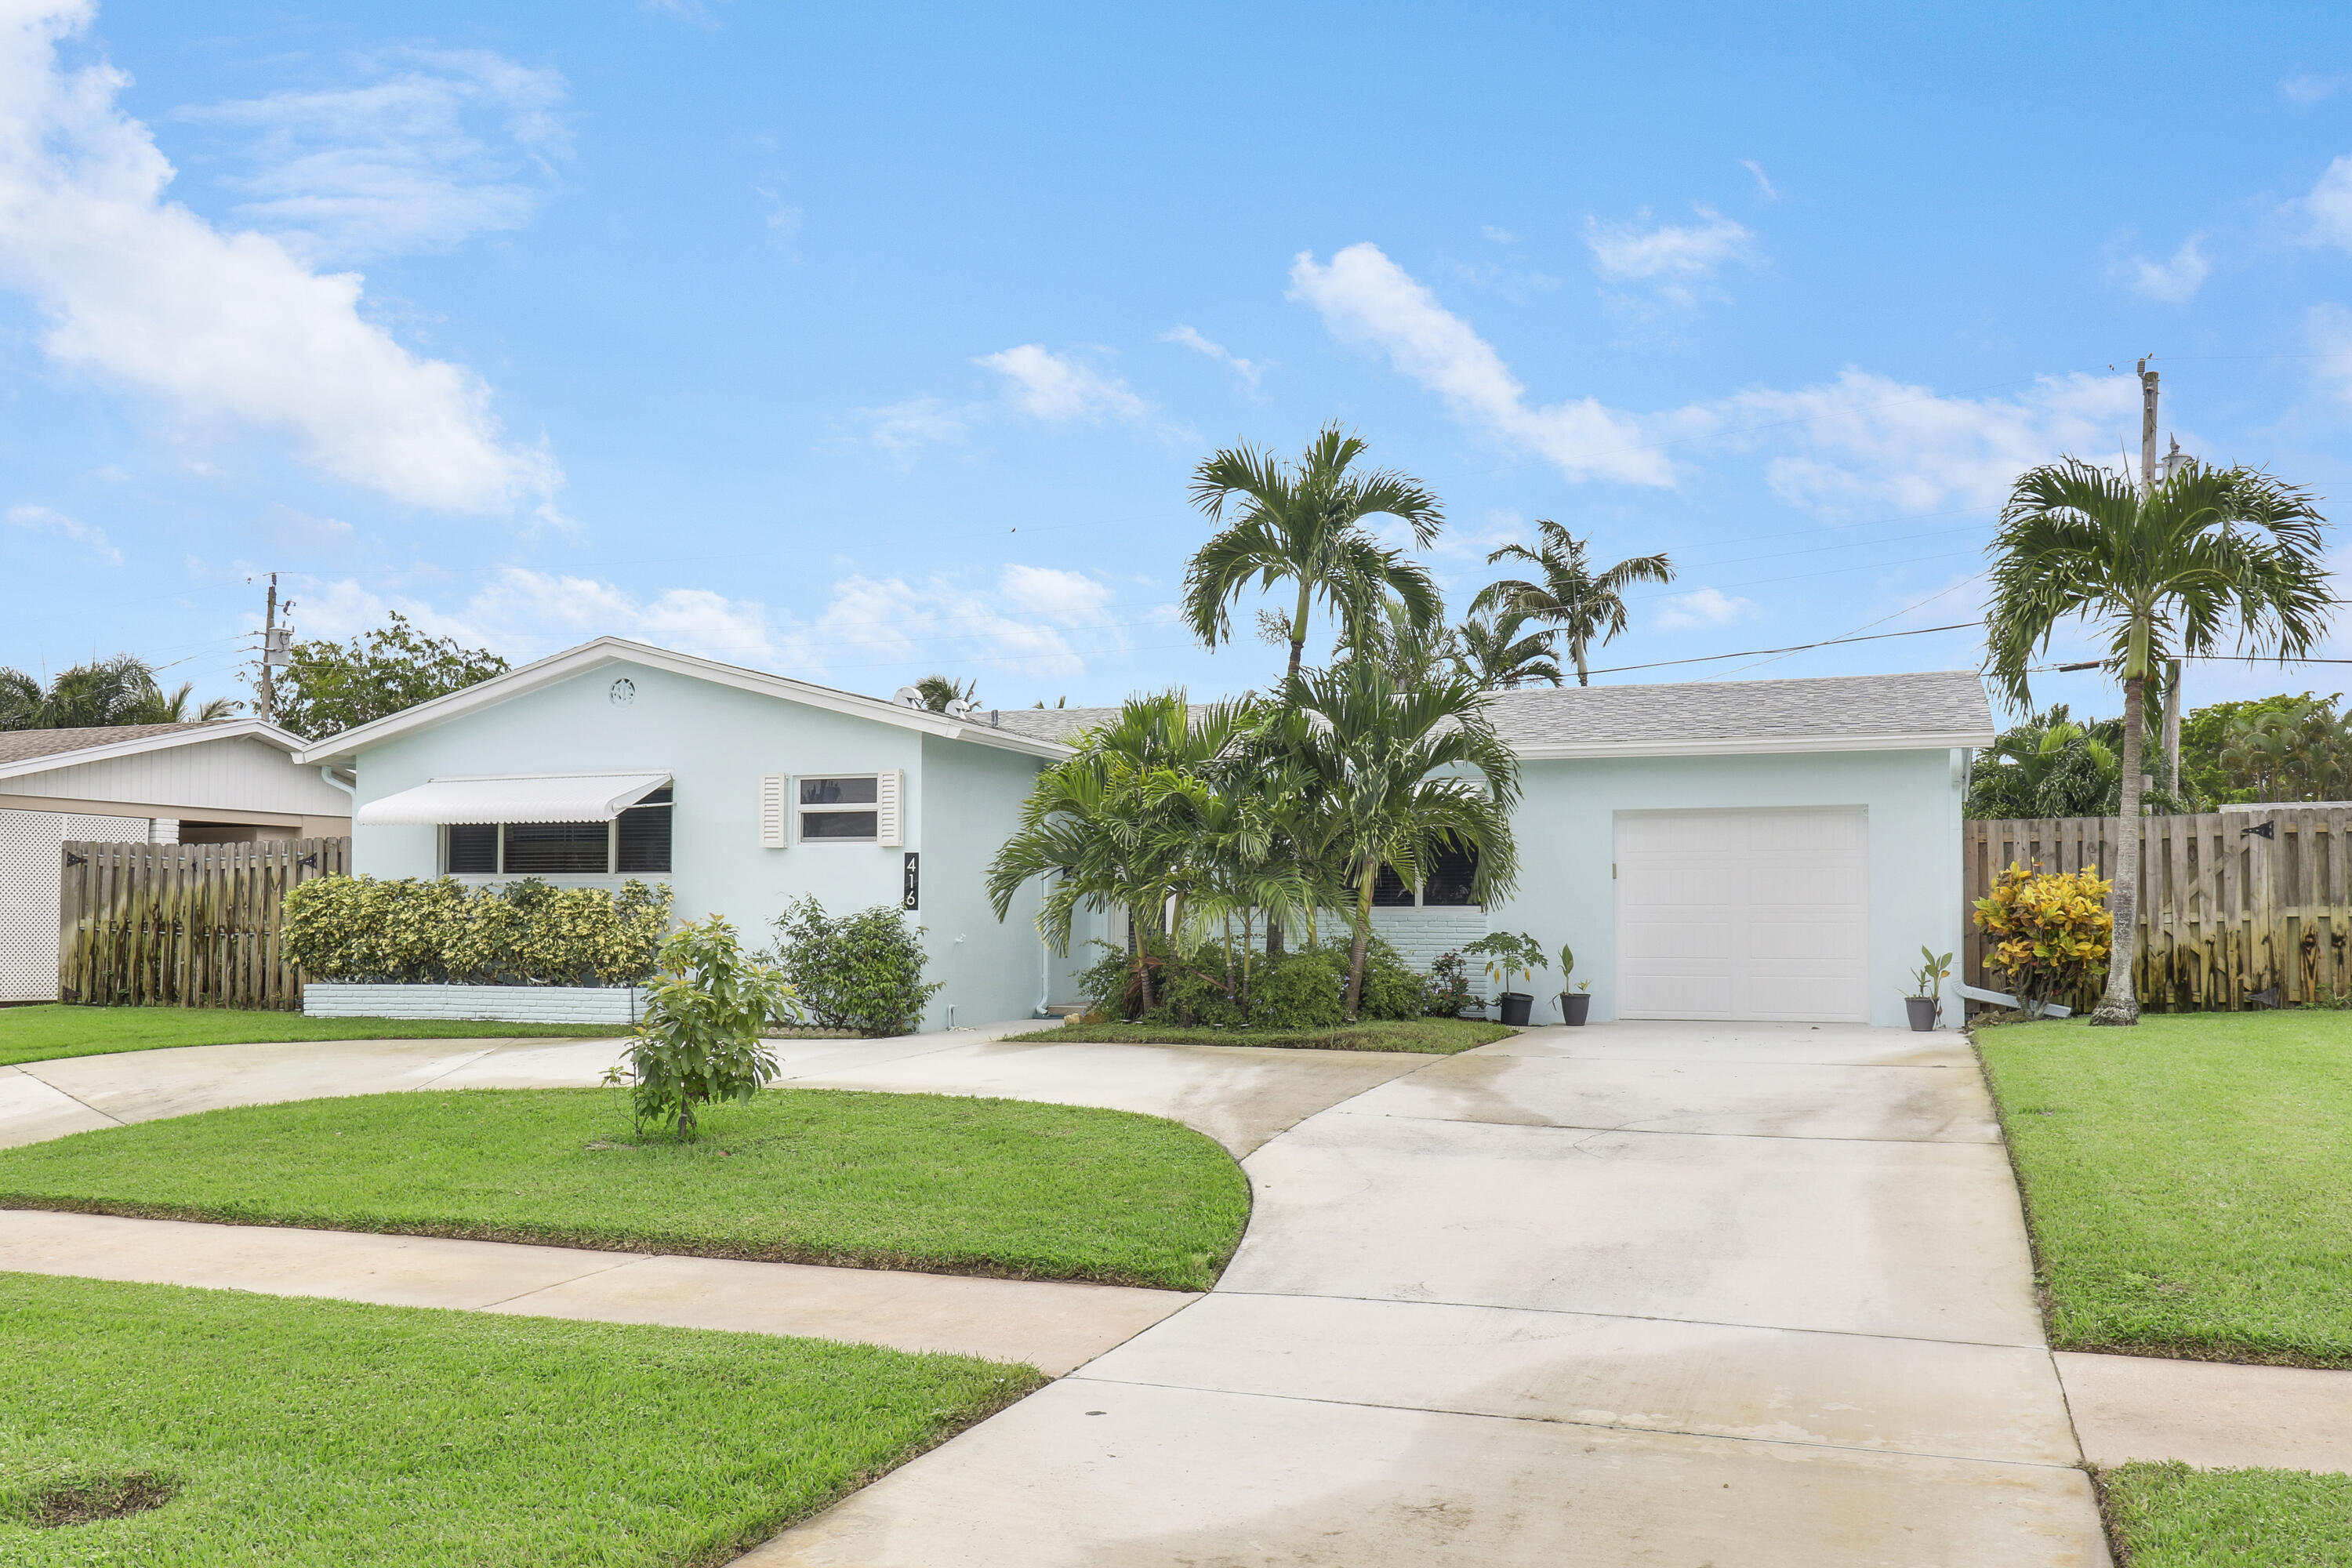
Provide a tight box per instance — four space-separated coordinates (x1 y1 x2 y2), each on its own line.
6 0 2352 721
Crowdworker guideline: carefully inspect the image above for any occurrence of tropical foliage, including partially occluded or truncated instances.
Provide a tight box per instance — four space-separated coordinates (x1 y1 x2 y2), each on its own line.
1450 608 1563 689
1983 456 2332 1024
767 897 945 1036
913 674 978 712
607 917 792 1140
274 613 509 740
1472 520 1674 686
0 654 236 730
1972 864 2114 1018
281 876 672 986
1182 424 1446 678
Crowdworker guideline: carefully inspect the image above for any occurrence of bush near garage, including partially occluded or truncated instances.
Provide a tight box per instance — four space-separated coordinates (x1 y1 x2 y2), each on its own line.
1075 934 1428 1029
1971 864 2113 1015
766 898 945 1037
281 875 672 987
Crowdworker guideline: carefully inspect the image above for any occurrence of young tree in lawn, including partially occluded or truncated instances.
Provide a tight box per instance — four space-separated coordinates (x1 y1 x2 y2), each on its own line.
1984 456 2332 1026
1472 521 1673 686
1183 424 1446 679
274 613 509 739
1278 658 1520 1019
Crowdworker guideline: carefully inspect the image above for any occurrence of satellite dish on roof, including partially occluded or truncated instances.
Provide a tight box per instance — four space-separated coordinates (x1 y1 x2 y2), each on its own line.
942 699 975 720
891 685 925 709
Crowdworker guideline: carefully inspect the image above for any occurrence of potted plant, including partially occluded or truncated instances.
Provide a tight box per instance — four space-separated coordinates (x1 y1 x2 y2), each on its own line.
1465 932 1546 1026
1906 946 1952 1032
1555 942 1592 1026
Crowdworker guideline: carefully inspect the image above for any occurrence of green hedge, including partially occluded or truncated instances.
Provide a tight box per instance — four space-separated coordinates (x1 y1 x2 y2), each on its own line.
281 876 672 988
1077 934 1439 1028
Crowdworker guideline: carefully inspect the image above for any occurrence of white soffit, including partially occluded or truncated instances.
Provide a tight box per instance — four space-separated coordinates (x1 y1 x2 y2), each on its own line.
357 771 672 826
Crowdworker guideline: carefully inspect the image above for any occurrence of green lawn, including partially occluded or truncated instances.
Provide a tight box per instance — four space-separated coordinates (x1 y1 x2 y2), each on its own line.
0 1087 1248 1291
1976 1010 2352 1366
0 1271 1038 1566
0 1004 626 1069
1012 1017 1515 1054
2101 1463 2352 1567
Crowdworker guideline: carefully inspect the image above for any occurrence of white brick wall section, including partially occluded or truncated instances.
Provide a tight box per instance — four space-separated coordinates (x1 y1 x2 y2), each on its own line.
304 983 648 1025
1369 907 1496 1001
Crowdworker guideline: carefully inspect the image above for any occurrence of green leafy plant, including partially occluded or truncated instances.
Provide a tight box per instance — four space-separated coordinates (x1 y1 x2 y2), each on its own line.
1973 865 2114 1018
1464 931 1547 995
768 897 944 1036
1421 950 1475 1017
1557 942 1588 993
272 612 508 740
1908 946 1953 1000
283 876 670 986
605 917 791 1141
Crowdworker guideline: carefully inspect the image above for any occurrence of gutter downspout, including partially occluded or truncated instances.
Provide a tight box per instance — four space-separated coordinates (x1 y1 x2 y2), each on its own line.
318 764 357 803
1035 933 1051 1018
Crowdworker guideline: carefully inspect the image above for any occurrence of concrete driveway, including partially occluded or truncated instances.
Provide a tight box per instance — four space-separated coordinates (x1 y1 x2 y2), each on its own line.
747 1022 2111 1566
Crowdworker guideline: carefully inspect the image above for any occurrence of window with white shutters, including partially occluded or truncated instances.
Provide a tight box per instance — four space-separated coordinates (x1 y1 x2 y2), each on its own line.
793 771 903 845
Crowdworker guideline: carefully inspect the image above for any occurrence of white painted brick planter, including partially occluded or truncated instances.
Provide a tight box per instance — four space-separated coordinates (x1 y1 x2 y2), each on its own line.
303 982 648 1025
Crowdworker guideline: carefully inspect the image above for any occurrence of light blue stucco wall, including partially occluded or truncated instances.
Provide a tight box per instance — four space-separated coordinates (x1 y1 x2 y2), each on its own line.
346 659 1050 1029
1486 747 1968 1029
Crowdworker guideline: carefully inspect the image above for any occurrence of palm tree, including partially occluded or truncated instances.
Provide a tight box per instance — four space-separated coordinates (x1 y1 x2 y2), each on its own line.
1472 521 1673 685
1452 608 1563 690
0 655 238 729
1985 457 2332 1025
913 674 977 712
1278 659 1521 1018
1184 424 1446 679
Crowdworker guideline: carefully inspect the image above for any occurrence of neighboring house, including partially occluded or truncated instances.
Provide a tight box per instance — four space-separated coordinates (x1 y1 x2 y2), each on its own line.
291 639 1075 1029
297 638 1991 1031
0 721 357 1002
994 670 1994 1028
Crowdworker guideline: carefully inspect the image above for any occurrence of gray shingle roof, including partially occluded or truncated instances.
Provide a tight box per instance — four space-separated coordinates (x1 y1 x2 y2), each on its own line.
0 723 220 767
981 671 1994 753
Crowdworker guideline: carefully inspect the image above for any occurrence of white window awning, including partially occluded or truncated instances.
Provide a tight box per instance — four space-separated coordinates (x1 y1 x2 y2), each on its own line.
357 771 672 826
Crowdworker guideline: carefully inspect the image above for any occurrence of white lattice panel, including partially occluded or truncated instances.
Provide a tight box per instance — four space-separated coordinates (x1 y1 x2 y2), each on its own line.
1 812 153 1003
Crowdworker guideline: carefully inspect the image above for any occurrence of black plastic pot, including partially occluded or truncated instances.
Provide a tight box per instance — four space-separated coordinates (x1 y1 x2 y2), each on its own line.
1905 996 1938 1033
1498 992 1534 1026
1556 992 1592 1026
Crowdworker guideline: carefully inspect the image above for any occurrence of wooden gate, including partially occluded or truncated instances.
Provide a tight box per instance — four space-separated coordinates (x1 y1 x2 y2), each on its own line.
58 837 349 1010
1963 811 2352 1011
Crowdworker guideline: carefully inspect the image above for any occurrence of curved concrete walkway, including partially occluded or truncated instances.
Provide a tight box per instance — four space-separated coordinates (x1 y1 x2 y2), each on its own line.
8 1019 2316 1560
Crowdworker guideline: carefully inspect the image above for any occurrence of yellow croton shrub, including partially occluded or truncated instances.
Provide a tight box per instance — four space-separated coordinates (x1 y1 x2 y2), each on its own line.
1970 863 2114 1013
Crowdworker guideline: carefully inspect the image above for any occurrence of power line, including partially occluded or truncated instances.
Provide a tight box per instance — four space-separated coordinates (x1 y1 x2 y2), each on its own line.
1577 622 1980 677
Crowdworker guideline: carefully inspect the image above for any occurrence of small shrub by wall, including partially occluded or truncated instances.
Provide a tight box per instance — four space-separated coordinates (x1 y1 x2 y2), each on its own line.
767 897 943 1036
282 875 671 987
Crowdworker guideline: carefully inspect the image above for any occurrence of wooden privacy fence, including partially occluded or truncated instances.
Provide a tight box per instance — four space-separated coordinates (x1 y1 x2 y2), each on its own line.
1963 811 2352 1011
59 837 349 1010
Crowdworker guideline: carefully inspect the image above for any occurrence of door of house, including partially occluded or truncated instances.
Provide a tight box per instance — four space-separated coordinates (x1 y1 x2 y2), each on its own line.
1614 807 1870 1022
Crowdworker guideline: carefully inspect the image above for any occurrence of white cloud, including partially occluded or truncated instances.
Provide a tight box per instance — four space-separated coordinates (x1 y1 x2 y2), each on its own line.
295 565 773 663
1704 368 2140 514
0 3 560 515
2306 155 2352 252
178 49 566 263
1289 243 2141 510
1586 205 1753 283
1656 586 1756 630
8 502 121 564
862 395 969 452
776 566 1111 681
2285 73 2352 106
642 0 724 24
1740 159 1778 201
2119 234 2210 303
976 344 1149 424
243 503 354 555
1000 564 1112 622
1159 325 1261 389
1288 242 1674 486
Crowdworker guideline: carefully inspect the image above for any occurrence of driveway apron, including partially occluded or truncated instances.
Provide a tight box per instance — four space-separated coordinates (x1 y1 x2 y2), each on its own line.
747 1022 2111 1567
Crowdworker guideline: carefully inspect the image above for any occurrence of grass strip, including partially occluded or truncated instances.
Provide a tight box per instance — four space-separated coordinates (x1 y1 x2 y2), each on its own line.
1011 1018 1515 1054
0 1086 1248 1291
0 1004 626 1068
0 1270 1040 1566
2100 1462 2352 1566
1976 1011 2352 1367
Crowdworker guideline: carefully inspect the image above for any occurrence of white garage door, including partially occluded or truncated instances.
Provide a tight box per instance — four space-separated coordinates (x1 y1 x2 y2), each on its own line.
1616 808 1869 1022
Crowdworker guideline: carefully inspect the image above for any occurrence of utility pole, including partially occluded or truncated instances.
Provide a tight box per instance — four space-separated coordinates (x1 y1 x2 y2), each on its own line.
256 573 292 725
2137 358 2184 794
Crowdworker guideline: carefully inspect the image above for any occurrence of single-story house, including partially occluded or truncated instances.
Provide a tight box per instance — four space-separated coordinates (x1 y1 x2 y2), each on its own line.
295 637 1993 1029
0 720 357 1002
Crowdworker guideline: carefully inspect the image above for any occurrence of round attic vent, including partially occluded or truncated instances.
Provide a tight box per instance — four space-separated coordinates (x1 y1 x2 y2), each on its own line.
609 678 637 707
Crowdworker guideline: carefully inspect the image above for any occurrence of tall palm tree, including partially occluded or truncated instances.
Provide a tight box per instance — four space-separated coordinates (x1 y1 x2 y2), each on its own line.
1278 659 1521 1018
1184 424 1446 679
0 655 237 729
1984 457 2332 1026
1452 608 1563 690
1472 521 1673 686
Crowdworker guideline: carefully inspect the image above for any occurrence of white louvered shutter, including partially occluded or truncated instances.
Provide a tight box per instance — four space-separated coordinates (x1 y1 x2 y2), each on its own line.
759 774 788 848
876 769 903 848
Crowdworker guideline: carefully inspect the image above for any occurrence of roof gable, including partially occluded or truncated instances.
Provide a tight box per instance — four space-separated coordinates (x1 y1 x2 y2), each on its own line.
291 637 1070 764
0 719 310 782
